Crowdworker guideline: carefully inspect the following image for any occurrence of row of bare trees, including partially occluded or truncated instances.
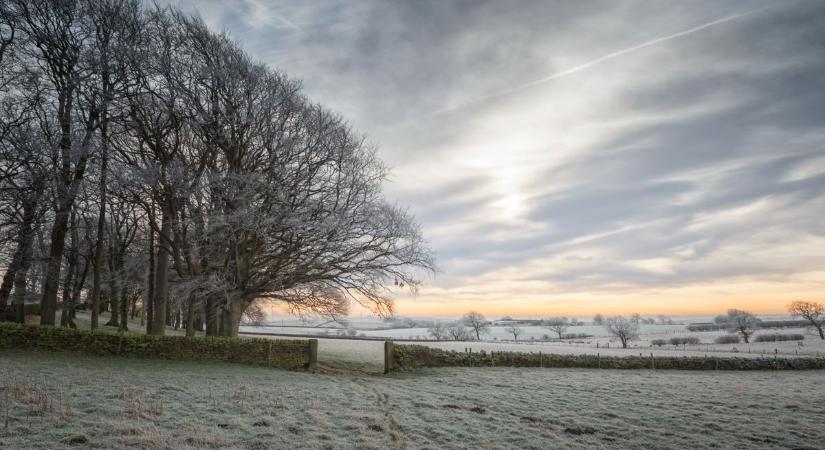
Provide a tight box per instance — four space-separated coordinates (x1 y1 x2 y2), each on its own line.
426 303 825 346
0 0 434 337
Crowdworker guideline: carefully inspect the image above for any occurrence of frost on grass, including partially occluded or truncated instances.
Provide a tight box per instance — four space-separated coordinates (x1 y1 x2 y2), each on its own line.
2 350 825 449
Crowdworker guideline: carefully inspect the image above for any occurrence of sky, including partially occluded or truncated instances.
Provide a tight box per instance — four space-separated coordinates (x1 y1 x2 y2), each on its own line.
171 0 825 318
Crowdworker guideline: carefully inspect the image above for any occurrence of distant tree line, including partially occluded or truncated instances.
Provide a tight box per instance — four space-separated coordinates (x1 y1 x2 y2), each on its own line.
426 301 825 344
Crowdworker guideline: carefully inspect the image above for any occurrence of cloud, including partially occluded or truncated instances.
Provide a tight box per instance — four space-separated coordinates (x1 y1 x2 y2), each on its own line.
167 0 825 314
428 7 764 115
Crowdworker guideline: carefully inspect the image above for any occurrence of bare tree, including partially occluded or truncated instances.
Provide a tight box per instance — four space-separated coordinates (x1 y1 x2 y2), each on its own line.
505 324 522 341
9 0 108 325
86 0 142 330
544 317 569 339
462 311 489 340
717 309 760 343
604 316 639 348
0 124 50 323
592 313 604 325
240 300 266 327
427 321 447 340
788 301 824 340
447 323 470 341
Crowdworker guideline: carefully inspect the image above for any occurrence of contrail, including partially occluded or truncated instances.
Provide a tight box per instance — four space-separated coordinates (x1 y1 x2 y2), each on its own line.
429 9 761 116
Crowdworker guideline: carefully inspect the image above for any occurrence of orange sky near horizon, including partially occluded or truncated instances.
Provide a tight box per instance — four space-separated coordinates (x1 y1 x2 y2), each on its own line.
393 274 825 318
263 270 825 319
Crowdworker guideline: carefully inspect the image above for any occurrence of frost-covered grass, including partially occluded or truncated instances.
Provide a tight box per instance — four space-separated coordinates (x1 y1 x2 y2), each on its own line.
3 350 825 449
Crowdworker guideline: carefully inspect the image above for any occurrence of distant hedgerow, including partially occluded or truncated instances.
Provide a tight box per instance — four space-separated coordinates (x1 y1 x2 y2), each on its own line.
561 333 592 339
714 335 740 344
651 339 667 347
753 334 804 342
669 337 701 346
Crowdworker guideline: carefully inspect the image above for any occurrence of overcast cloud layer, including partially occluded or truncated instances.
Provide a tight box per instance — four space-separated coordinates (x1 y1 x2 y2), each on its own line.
172 0 825 316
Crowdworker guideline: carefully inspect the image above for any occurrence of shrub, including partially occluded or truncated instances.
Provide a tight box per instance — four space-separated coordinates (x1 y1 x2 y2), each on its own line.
714 335 740 344
669 337 701 346
753 334 805 342
651 339 667 347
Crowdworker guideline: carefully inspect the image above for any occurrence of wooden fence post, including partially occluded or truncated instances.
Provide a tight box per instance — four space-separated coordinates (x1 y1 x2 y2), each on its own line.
384 341 394 374
308 339 318 373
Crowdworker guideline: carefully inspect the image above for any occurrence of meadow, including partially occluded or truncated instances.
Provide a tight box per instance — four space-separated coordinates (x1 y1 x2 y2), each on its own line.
2 350 824 449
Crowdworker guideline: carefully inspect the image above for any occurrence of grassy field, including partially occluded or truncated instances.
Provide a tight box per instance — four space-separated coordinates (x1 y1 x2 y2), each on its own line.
2 350 825 449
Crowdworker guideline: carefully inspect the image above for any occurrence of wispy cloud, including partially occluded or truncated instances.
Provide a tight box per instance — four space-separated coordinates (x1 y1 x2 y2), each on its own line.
429 8 764 116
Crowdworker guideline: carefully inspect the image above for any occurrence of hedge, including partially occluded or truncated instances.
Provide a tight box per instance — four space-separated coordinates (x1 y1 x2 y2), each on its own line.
384 342 825 372
669 337 701 346
754 333 805 342
714 335 741 344
688 320 809 332
0 323 316 371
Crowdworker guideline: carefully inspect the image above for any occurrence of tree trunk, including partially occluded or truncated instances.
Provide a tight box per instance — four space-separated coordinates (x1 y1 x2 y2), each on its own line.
149 209 170 335
194 308 203 332
0 251 19 321
11 202 36 324
816 325 824 340
66 255 89 330
119 268 128 332
90 109 109 330
185 295 196 337
224 291 245 338
130 295 138 319
59 259 76 327
205 295 219 336
39 207 71 326
145 221 155 333
218 306 227 336
90 215 105 329
105 248 119 327
60 210 79 328
13 269 28 324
